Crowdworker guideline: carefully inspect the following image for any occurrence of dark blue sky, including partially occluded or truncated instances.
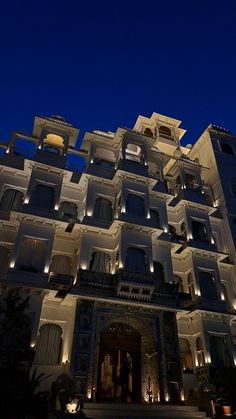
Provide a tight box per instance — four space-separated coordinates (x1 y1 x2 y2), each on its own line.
0 0 235 146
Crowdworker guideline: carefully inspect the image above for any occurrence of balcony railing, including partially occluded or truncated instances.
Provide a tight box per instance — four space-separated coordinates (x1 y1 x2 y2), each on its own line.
77 269 114 289
116 270 155 301
48 272 74 289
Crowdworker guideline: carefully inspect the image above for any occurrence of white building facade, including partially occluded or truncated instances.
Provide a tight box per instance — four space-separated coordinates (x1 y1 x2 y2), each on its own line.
0 112 236 403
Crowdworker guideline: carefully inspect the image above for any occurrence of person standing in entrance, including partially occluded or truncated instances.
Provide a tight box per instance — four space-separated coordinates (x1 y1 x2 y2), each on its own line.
120 356 131 402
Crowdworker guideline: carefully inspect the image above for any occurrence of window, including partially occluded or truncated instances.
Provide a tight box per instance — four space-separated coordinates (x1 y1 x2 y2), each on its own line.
125 143 144 164
93 198 113 222
220 142 234 155
50 255 72 275
126 194 145 217
143 128 153 138
185 174 199 191
196 337 205 367
192 220 208 242
17 238 46 273
210 336 231 367
153 261 165 282
199 271 218 300
150 209 160 228
35 323 62 365
159 126 172 138
173 274 184 292
59 201 78 219
125 247 147 274
0 189 24 211
89 251 111 273
30 184 55 210
179 338 193 371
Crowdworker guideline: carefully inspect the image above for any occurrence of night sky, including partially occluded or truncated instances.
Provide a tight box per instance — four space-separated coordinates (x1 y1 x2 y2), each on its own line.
0 0 236 147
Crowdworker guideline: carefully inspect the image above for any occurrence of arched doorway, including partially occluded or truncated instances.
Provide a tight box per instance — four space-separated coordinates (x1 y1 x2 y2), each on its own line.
97 322 142 402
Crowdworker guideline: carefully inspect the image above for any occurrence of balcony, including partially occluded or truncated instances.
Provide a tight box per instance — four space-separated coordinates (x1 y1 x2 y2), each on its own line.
116 269 155 301
35 149 66 169
118 159 149 177
169 189 212 208
48 272 74 290
77 269 114 290
86 161 116 180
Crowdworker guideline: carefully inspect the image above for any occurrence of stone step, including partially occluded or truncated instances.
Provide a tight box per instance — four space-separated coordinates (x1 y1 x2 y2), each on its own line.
84 403 208 418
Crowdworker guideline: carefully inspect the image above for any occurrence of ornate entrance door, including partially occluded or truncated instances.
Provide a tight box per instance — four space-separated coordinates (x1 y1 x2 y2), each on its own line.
98 323 141 402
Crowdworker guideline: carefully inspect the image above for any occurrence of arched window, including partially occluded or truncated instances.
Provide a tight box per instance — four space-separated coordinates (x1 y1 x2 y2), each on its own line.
59 201 78 219
173 274 184 292
30 184 55 209
199 271 218 300
0 245 10 278
185 174 199 191
192 220 208 242
150 209 160 228
125 144 144 164
143 128 153 138
126 194 145 217
17 238 46 272
50 255 72 275
34 323 62 365
159 126 172 137
42 133 64 154
179 338 193 371
89 251 111 273
196 337 205 367
93 198 113 222
0 189 24 211
220 142 234 155
125 247 147 274
210 336 231 367
153 261 165 282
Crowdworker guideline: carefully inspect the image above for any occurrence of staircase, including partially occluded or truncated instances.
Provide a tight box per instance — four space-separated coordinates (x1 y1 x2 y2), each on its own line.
84 402 208 418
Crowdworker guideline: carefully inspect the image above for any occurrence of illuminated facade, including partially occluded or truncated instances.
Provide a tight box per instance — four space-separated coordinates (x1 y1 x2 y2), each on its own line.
0 113 236 403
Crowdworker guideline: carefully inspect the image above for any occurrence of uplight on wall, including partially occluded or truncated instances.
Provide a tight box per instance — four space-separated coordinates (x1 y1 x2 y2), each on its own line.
44 265 49 273
81 264 87 270
38 145 42 150
211 237 215 244
205 354 211 364
87 210 92 216
6 148 10 154
121 206 126 213
165 393 169 402
30 342 36 348
10 260 15 268
90 158 93 163
150 264 154 273
180 391 185 401
24 196 29 204
220 292 225 301
164 227 168 233
119 261 123 269
54 204 59 210
73 277 77 285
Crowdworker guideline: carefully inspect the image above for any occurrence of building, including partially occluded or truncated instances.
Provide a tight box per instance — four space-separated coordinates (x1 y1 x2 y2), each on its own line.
0 112 236 403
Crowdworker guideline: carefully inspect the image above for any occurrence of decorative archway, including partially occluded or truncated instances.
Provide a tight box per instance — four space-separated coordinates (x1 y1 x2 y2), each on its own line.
93 314 158 403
